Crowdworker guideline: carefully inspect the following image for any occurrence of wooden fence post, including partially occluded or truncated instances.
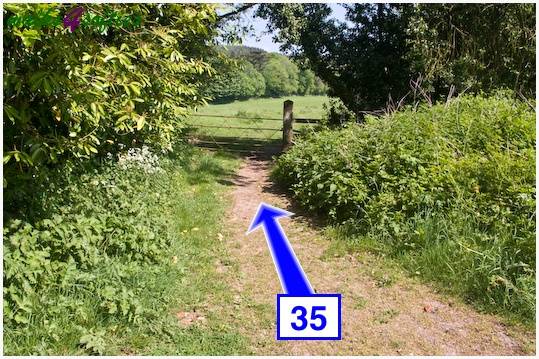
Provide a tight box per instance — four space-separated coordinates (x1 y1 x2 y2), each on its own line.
282 100 294 151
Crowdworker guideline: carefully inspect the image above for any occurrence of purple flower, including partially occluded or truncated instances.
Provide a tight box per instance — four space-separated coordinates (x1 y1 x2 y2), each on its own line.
63 6 85 32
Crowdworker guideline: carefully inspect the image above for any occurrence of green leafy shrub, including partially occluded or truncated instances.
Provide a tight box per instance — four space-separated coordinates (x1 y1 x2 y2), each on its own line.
3 3 218 185
3 144 240 354
322 97 357 127
273 92 535 321
4 145 174 332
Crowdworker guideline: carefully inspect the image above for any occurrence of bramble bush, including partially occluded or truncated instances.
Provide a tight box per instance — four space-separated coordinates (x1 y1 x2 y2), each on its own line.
273 92 536 321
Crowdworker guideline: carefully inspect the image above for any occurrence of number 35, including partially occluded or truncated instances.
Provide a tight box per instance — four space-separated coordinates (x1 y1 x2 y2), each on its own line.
291 305 327 331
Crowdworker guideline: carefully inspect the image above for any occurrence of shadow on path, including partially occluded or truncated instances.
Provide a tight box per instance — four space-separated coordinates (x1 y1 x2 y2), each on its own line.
190 135 282 159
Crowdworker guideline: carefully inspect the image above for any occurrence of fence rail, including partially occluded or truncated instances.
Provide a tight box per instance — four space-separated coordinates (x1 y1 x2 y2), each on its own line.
191 124 281 131
190 113 322 123
188 100 320 153
295 118 321 124
190 113 282 121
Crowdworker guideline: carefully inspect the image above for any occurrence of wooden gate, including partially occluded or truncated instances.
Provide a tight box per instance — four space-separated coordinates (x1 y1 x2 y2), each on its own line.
187 100 321 155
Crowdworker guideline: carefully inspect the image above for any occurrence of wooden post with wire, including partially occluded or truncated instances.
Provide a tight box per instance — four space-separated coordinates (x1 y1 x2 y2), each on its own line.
282 100 294 151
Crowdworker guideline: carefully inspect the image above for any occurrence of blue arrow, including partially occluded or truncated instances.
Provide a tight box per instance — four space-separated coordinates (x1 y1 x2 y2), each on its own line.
246 202 314 295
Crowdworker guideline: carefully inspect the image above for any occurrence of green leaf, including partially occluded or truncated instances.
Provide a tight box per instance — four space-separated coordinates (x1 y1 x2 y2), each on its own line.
14 313 29 324
14 28 42 47
103 54 116 62
129 82 141 96
3 154 13 164
136 116 145 130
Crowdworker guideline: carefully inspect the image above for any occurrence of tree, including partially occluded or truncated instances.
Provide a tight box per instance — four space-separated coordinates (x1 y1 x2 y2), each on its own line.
260 53 299 96
298 68 327 95
312 76 328 95
406 4 536 97
258 4 411 114
218 45 326 99
204 60 266 102
298 69 315 95
257 3 536 115
226 45 269 70
203 45 327 101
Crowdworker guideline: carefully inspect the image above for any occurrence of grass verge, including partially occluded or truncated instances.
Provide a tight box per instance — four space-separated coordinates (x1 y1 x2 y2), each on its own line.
3 144 249 354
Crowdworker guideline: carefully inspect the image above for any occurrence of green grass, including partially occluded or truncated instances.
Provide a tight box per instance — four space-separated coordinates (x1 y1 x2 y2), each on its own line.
327 220 536 328
187 95 329 141
103 149 248 355
3 145 250 355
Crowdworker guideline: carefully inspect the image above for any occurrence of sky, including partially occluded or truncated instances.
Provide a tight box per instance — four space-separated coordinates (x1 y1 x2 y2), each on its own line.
238 4 348 53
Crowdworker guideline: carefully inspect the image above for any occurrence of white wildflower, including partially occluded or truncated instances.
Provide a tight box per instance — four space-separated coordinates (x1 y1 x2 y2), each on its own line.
116 145 163 174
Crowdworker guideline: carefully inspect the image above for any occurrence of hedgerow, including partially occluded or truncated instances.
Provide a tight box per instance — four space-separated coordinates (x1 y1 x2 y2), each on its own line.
3 144 241 354
273 92 536 321
3 3 217 186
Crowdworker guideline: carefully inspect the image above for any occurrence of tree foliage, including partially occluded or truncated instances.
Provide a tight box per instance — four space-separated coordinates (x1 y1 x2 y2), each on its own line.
3 3 219 185
204 46 327 102
298 68 327 95
204 60 265 102
261 53 299 96
406 3 536 97
226 45 269 70
258 3 536 114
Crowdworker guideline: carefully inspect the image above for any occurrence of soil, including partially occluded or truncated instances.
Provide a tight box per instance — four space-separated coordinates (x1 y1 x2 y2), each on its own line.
220 155 535 355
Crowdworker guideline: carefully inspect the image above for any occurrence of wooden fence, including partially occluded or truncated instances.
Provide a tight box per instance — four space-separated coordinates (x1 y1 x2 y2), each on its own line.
188 100 322 153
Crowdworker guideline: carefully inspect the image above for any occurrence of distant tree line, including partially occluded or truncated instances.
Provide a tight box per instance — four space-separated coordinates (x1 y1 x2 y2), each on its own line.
204 46 327 102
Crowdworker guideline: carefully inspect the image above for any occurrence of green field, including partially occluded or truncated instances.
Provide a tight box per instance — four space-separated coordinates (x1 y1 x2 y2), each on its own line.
187 96 329 142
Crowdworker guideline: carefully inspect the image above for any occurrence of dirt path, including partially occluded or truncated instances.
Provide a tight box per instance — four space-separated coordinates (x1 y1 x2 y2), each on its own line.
220 156 535 355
